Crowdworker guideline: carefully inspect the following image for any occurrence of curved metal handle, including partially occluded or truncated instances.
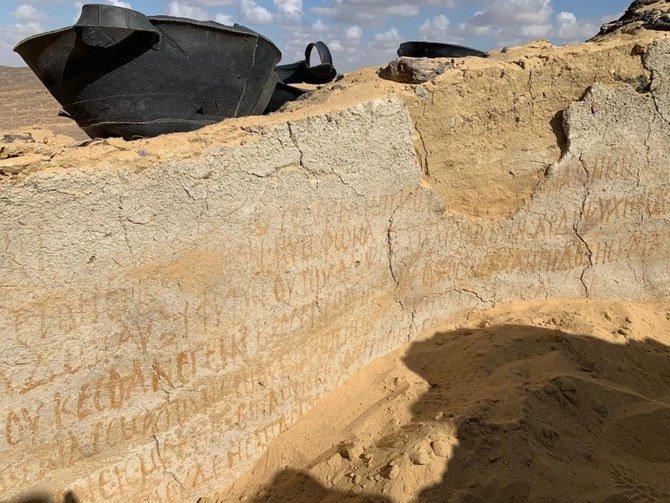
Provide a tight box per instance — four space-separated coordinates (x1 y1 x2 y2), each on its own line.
74 4 161 48
275 41 337 85
305 41 333 67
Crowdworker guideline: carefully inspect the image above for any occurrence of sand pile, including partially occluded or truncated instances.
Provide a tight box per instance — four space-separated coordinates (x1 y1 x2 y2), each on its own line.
217 299 670 502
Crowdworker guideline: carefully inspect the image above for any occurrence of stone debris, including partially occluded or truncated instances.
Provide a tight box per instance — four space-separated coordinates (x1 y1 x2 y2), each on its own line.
409 445 432 465
593 1 670 39
378 57 451 84
430 439 451 457
386 465 401 480
339 442 365 461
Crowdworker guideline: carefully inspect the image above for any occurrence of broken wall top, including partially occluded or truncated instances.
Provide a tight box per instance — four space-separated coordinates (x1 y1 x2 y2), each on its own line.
1 26 668 186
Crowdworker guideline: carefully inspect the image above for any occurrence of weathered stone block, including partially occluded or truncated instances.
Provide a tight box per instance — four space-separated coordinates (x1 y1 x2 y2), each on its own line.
0 35 668 503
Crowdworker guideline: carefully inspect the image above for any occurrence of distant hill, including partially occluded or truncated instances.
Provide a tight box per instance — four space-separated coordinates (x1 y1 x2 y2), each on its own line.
0 66 85 140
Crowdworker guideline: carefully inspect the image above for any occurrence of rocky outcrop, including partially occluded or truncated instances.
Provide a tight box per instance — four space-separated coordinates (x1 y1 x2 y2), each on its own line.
378 57 452 84
0 26 668 503
594 0 670 39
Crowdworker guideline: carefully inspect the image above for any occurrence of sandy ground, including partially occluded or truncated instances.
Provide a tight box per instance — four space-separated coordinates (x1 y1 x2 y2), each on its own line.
0 66 86 141
212 299 670 502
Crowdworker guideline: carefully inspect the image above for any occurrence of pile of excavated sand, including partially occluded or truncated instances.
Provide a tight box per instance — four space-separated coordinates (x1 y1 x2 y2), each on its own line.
217 299 670 503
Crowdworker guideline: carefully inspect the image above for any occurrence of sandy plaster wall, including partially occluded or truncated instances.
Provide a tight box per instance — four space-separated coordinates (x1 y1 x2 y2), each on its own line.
0 39 668 503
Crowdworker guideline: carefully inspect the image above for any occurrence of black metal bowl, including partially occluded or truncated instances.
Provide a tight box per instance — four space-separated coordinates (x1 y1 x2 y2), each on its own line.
14 4 282 139
398 41 487 59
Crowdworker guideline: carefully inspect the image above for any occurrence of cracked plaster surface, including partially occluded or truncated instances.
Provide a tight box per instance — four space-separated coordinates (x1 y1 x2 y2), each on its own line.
0 39 668 503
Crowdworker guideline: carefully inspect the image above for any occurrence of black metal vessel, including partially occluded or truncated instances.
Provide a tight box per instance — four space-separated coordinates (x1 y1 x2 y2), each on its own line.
14 4 282 139
266 41 337 113
398 41 487 59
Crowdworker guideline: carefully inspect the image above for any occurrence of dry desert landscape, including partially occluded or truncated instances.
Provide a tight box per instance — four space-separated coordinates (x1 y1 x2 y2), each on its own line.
0 1 669 502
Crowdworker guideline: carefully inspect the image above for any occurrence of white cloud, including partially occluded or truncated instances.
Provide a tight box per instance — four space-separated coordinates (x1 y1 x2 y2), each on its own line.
518 24 551 38
371 27 402 53
328 39 344 52
344 25 363 41
12 4 47 21
107 0 132 7
470 0 553 28
191 0 234 6
73 0 132 16
419 14 451 40
0 20 43 66
312 19 328 33
241 0 273 25
417 2 600 47
311 0 458 25
215 12 234 25
418 12 493 42
372 28 401 45
274 0 302 23
456 22 493 37
554 11 596 40
167 1 209 19
359 27 403 62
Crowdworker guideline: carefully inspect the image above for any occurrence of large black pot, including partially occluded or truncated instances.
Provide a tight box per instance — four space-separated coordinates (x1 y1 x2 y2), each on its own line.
14 4 282 139
398 42 487 59
266 42 337 113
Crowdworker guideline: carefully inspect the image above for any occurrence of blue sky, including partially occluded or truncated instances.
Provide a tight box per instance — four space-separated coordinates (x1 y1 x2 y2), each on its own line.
1 0 630 70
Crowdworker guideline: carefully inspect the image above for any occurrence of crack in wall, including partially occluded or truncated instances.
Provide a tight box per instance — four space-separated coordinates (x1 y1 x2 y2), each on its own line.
454 288 495 306
115 193 142 256
151 363 174 403
386 204 418 341
180 181 195 201
647 61 670 126
287 121 365 198
414 124 430 177
642 124 653 190
528 70 536 113
574 156 594 297
413 98 431 178
153 434 186 492
651 94 670 126
287 122 305 172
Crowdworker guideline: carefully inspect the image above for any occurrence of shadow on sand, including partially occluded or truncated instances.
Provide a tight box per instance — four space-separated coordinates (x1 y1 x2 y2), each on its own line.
8 491 79 503
246 470 392 502
245 323 670 502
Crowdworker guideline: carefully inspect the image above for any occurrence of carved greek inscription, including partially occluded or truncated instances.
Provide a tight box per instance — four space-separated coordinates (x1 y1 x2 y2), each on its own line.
3 159 666 503
5 402 42 446
548 151 640 191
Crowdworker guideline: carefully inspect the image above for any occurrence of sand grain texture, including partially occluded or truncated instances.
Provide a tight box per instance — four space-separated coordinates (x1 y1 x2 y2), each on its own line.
218 299 670 503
